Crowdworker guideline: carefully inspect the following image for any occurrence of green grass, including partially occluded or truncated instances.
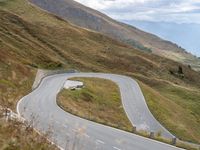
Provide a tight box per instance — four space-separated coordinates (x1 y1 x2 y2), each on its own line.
0 0 67 27
0 79 16 88
139 81 200 143
57 77 133 132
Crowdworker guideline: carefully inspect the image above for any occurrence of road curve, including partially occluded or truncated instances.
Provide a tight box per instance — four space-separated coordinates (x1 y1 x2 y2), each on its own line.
17 73 181 150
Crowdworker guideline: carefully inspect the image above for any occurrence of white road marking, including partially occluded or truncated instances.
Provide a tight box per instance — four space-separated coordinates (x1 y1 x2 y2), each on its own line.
96 139 105 144
113 146 121 150
62 124 68 128
72 128 77 132
55 120 60 124
84 134 90 138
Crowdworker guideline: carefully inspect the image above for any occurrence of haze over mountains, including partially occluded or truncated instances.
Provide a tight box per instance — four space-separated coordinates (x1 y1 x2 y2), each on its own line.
29 0 200 71
126 20 200 57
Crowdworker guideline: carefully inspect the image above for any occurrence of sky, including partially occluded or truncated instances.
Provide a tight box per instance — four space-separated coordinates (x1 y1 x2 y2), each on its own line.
74 0 200 56
74 0 200 24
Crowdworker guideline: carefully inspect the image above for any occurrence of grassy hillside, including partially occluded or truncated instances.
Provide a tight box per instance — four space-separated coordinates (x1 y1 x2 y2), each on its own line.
29 0 200 71
0 0 200 145
139 81 200 143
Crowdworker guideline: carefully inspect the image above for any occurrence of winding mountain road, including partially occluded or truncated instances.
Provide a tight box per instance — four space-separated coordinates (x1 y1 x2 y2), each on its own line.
17 73 182 150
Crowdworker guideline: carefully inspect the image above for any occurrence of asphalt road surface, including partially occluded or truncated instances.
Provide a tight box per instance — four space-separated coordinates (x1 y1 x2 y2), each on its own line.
17 73 182 150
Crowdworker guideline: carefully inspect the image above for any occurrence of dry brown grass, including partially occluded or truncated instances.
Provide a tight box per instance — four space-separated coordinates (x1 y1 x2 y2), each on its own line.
0 109 57 150
29 0 200 72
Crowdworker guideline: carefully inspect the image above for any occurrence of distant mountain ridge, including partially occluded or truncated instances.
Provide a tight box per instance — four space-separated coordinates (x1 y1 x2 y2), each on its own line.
127 20 200 57
29 0 200 71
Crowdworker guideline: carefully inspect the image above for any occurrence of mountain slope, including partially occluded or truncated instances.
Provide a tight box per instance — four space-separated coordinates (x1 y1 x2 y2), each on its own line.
29 0 200 71
0 0 200 144
127 20 200 71
128 21 200 56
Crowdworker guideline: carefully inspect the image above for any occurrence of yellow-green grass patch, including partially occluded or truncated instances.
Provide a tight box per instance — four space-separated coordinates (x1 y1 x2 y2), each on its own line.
57 77 133 132
139 81 200 144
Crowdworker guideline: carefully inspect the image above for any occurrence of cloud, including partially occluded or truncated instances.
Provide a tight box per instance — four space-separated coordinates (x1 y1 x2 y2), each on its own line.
75 0 156 10
74 0 200 24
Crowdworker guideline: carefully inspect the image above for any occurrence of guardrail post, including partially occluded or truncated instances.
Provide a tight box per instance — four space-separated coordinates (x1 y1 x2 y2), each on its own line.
132 126 136 133
4 108 10 122
171 137 177 145
149 132 154 139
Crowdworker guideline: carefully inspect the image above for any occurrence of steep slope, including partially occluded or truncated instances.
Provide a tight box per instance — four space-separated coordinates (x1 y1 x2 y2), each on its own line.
29 0 200 71
128 21 200 55
128 20 200 71
0 0 200 144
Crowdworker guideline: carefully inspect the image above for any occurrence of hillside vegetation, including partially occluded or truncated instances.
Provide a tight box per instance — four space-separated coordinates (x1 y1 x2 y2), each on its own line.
0 0 200 145
0 112 57 150
29 0 200 71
